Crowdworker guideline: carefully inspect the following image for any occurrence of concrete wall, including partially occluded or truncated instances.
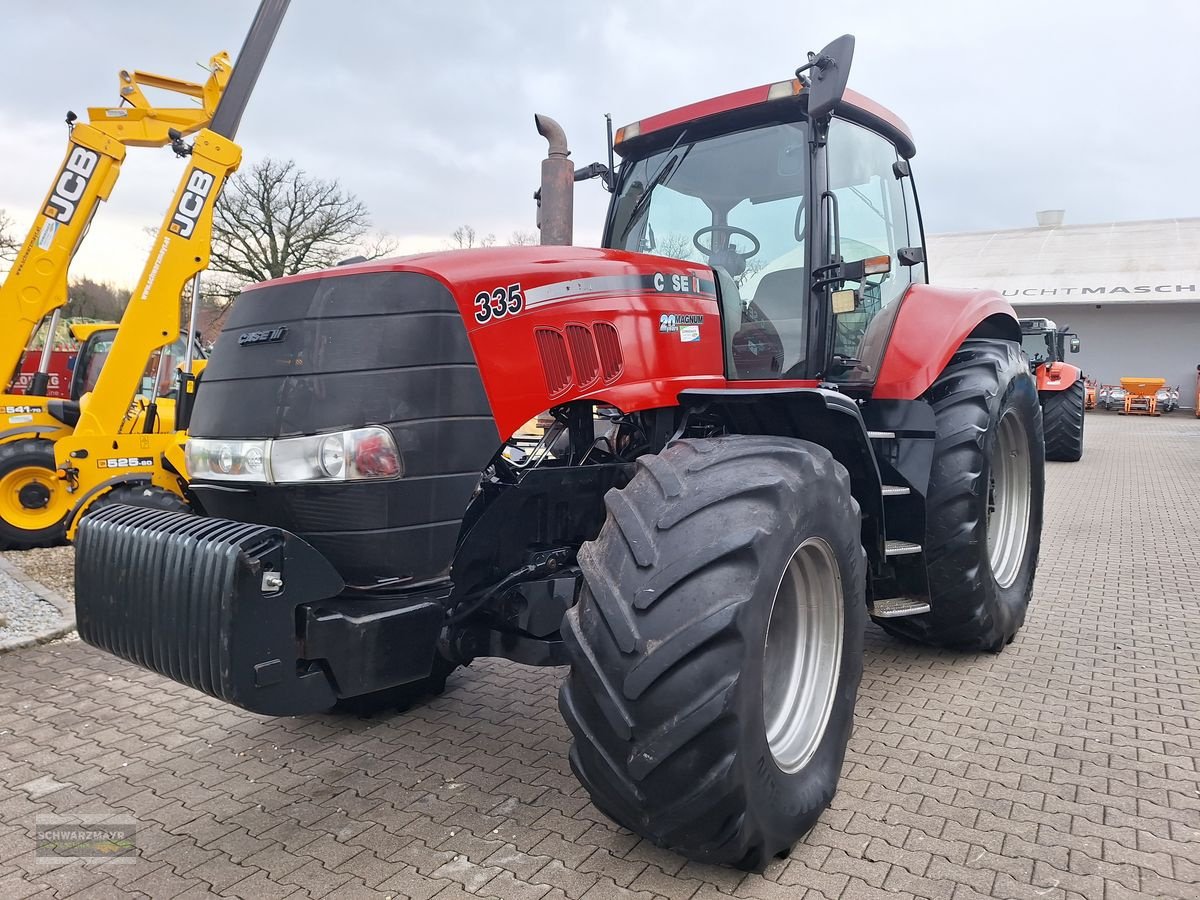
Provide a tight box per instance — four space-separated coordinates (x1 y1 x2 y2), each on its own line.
1015 302 1198 408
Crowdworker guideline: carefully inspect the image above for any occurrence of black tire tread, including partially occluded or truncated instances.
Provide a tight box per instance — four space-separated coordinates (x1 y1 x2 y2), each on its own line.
1042 378 1085 462
877 340 1043 651
561 435 866 869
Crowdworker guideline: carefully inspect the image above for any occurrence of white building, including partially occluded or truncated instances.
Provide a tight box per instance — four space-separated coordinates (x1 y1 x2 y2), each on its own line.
928 216 1199 408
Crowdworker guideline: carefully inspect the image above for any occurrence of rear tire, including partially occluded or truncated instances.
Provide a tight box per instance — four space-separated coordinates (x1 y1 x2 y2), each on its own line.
877 339 1044 652
0 439 68 550
560 436 866 870
1042 378 1085 462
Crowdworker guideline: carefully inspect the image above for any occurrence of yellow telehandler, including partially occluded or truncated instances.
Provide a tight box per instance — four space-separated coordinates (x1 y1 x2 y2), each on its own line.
0 52 232 548
54 0 291 537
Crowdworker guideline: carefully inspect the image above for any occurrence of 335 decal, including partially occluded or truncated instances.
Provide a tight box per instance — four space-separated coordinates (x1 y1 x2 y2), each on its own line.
474 283 524 324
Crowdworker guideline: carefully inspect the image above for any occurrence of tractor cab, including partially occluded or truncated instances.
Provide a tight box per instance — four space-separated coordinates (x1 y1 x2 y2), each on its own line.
1019 317 1080 367
604 56 926 388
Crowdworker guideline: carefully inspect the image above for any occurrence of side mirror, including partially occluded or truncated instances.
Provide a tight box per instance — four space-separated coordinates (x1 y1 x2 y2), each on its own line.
1069 336 1081 353
802 34 856 122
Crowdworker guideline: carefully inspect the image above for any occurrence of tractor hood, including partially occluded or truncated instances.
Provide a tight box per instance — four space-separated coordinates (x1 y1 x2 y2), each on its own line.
196 246 727 442
187 246 725 584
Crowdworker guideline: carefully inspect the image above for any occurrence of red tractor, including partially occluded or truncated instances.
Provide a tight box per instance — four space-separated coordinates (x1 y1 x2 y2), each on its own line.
1020 317 1084 461
74 36 1043 870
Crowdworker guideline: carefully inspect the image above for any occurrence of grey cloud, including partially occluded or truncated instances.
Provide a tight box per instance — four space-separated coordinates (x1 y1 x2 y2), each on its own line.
1 0 1197 280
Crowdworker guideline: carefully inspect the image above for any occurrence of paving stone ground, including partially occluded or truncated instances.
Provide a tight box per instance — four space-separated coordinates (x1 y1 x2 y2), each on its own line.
0 412 1196 899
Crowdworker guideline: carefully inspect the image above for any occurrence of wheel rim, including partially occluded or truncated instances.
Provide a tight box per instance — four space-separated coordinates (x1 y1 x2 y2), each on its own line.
0 465 65 533
762 537 844 774
986 408 1032 588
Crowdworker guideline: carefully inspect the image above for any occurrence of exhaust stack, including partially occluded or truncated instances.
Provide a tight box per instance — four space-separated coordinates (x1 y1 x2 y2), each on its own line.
535 114 573 246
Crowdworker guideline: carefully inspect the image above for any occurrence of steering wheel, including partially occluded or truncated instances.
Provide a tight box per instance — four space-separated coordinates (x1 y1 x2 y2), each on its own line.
693 225 761 262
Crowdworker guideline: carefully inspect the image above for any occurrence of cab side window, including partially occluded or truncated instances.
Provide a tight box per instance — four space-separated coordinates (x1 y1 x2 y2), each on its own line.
826 119 913 380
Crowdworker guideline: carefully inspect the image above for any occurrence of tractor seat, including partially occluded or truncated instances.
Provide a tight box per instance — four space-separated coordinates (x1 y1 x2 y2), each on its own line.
47 400 81 427
751 268 808 372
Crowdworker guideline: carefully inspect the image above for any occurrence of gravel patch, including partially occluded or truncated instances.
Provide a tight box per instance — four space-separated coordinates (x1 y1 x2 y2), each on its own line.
0 573 65 643
0 548 75 649
8 545 75 600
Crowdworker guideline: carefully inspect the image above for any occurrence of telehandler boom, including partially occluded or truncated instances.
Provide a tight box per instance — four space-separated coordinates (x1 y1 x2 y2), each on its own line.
0 54 233 549
0 53 232 394
53 0 291 535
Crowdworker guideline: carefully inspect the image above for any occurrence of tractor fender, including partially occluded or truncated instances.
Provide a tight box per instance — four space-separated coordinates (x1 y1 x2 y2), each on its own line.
873 285 1021 400
1036 361 1082 392
678 387 885 568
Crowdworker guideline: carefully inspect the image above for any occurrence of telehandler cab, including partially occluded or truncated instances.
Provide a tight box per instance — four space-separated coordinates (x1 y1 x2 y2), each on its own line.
1019 317 1084 461
0 51 232 548
76 35 1044 869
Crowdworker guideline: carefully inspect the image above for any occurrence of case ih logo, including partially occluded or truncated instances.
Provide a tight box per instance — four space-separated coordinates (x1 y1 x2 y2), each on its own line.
169 168 216 238
238 325 288 346
45 145 100 225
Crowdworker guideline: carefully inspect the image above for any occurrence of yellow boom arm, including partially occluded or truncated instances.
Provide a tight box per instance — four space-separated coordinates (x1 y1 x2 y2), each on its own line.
54 129 241 523
0 53 231 381
66 129 240 439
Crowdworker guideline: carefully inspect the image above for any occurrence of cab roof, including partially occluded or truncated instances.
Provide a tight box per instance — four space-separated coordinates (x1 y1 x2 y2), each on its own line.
614 79 915 160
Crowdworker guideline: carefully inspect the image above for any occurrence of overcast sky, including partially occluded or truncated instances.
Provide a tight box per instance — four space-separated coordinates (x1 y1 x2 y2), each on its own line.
1 0 1197 286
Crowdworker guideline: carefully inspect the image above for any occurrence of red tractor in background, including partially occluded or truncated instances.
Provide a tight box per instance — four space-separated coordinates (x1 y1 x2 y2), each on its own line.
1020 317 1084 461
74 36 1044 870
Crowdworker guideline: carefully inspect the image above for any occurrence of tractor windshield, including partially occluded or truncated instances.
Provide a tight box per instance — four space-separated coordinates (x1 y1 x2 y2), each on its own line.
608 116 919 382
608 121 812 377
1021 331 1054 364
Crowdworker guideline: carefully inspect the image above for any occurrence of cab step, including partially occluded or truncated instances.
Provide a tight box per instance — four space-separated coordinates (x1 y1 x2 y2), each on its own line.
881 484 910 497
870 597 932 618
884 539 922 557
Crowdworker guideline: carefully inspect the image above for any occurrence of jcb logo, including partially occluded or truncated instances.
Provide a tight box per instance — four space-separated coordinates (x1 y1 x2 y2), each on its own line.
169 168 216 238
44 145 99 224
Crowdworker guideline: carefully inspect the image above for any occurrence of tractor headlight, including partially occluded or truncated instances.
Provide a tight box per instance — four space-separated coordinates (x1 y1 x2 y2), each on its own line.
185 439 271 482
186 427 402 485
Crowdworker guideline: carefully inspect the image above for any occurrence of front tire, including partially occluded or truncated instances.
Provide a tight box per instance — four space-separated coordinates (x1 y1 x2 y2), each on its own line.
85 484 192 516
560 436 866 870
1042 378 1085 461
878 339 1044 651
0 439 68 550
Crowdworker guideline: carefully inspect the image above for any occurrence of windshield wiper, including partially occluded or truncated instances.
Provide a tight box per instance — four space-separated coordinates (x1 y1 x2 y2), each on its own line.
617 131 691 245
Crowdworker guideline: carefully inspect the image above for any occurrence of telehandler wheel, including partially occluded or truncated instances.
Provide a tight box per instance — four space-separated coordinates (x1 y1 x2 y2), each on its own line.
878 339 1044 652
0 439 68 550
86 484 192 516
560 436 866 870
1042 377 1085 462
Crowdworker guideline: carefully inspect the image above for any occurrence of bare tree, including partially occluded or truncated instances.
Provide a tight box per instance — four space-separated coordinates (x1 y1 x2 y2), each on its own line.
64 278 129 321
210 158 395 289
653 232 696 261
508 230 538 246
0 209 20 265
448 225 496 250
